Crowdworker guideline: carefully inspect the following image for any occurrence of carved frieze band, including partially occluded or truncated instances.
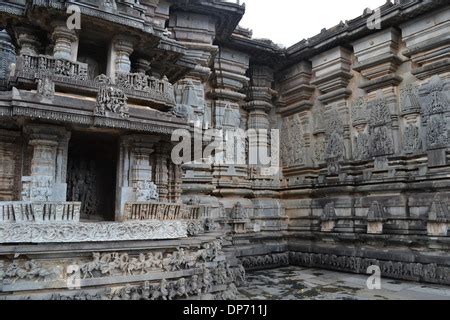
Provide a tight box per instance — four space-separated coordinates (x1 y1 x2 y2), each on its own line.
240 253 290 270
3 105 179 135
0 221 187 243
289 252 449 285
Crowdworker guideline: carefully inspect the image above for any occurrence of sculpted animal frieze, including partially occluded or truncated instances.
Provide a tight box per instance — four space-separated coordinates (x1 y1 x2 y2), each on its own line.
239 253 289 270
2 259 59 283
289 252 449 285
78 242 224 279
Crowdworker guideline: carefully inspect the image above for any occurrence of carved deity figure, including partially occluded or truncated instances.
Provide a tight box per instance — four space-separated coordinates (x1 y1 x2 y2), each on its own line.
403 124 421 154
37 77 55 100
370 126 394 157
353 133 370 161
321 202 337 221
231 202 247 220
95 85 129 118
135 180 159 202
426 115 447 150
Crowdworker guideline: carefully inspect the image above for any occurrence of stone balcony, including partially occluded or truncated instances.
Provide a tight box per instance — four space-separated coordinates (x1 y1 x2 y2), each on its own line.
10 54 176 109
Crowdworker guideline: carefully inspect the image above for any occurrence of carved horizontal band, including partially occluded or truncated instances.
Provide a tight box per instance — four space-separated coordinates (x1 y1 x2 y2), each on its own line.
0 221 188 243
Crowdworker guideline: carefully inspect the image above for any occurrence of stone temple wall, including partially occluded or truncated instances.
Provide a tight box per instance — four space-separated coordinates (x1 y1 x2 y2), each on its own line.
0 0 448 299
222 2 450 286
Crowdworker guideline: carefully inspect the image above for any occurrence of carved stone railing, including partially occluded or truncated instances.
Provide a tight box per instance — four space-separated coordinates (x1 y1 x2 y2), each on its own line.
18 54 88 80
0 201 81 223
115 72 175 102
124 202 200 221
11 54 176 107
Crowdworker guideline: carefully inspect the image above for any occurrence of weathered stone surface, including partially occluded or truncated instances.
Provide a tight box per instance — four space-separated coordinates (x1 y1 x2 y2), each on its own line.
0 0 449 300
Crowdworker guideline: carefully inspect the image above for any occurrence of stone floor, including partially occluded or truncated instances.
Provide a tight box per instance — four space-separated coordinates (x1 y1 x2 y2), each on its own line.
237 267 450 300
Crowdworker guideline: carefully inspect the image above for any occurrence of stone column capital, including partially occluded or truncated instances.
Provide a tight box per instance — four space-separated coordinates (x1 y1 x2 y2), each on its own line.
16 29 41 56
51 22 78 60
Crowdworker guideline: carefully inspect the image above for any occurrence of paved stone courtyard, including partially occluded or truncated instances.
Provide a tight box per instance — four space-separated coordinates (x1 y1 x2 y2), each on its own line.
237 267 450 300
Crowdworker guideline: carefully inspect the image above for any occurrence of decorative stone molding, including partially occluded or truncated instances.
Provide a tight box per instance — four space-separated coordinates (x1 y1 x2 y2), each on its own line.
352 28 403 92
311 47 353 104
0 220 187 243
401 8 450 79
289 252 449 285
240 253 289 271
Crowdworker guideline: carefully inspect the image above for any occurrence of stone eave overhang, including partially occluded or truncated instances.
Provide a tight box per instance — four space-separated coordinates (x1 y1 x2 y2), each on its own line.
0 89 190 135
219 34 285 68
281 0 449 70
30 0 154 35
0 1 196 82
215 0 448 72
169 0 245 42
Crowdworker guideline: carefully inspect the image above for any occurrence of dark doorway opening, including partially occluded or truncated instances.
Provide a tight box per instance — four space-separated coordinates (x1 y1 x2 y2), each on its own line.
67 131 118 221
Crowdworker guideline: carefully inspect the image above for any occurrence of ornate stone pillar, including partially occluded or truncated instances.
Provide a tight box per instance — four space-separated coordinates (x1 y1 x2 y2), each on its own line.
115 135 160 221
21 125 70 202
113 36 134 74
15 27 40 56
52 22 78 61
245 65 276 169
168 162 182 203
134 58 151 74
0 30 16 90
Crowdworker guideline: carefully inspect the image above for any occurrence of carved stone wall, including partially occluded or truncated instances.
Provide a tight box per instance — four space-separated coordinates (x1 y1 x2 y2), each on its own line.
0 0 449 297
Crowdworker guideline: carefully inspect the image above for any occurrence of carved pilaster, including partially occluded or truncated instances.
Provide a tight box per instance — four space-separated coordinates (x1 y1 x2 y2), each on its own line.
245 66 277 171
115 135 160 221
0 30 15 90
419 75 449 167
154 144 170 202
21 125 70 202
311 47 353 174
